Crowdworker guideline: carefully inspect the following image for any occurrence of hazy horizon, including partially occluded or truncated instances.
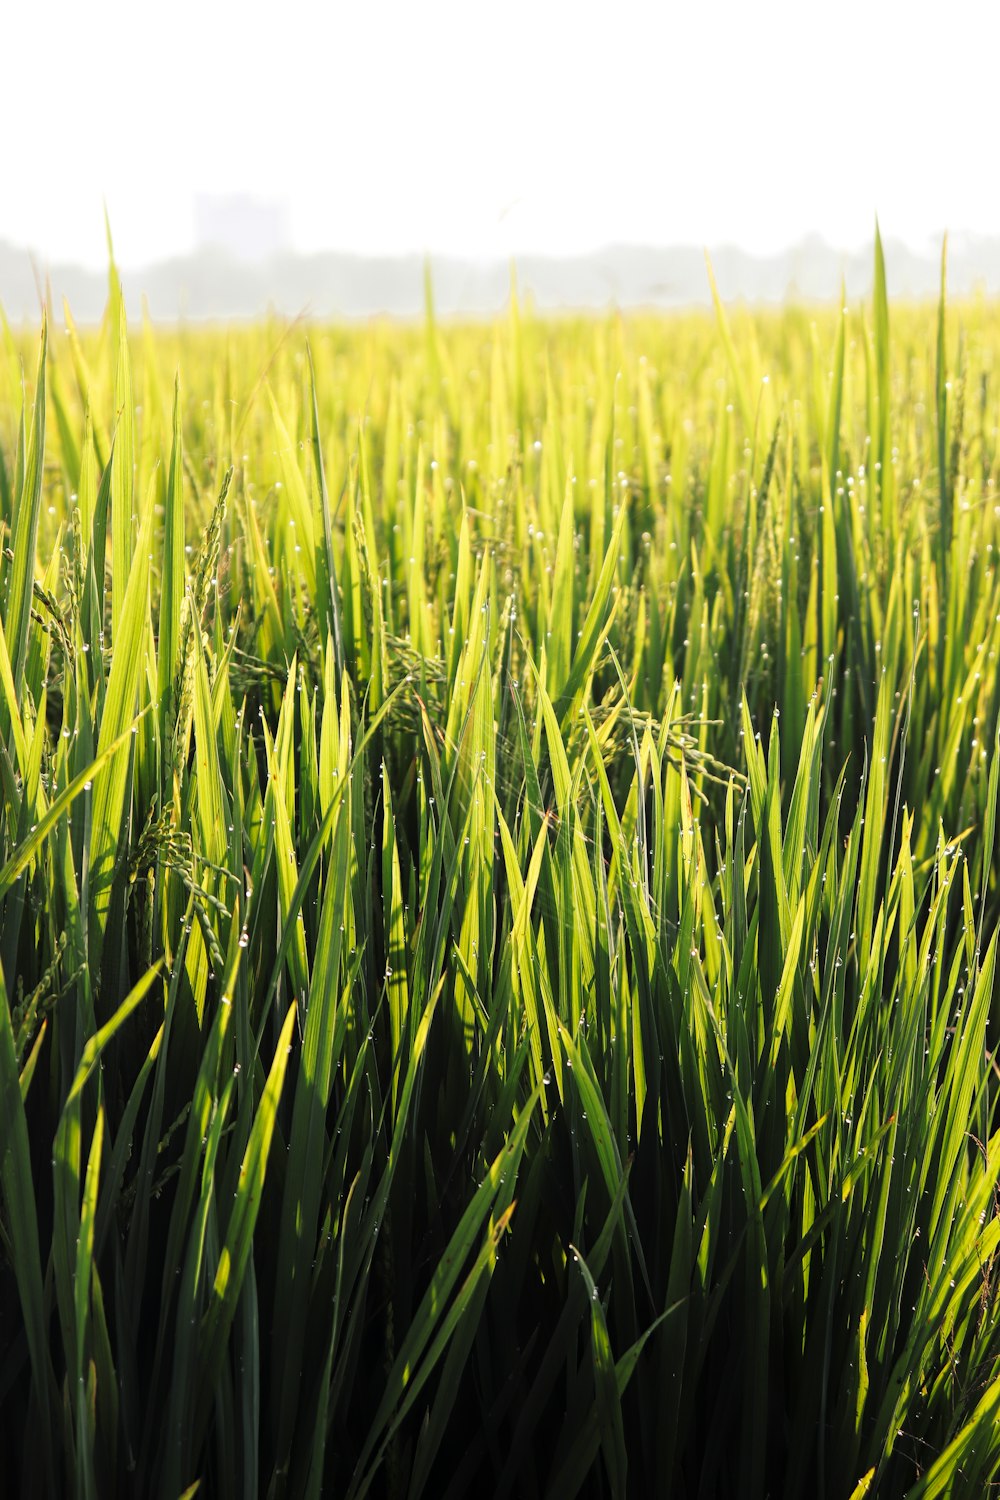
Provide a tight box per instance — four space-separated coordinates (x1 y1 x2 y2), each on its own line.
0 217 974 276
2 227 995 324
6 0 1000 274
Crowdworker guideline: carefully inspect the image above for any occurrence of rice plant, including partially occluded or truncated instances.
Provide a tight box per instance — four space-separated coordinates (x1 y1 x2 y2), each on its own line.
2 234 1000 1497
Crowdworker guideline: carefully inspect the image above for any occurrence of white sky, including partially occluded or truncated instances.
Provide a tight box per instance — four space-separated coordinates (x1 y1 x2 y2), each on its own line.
4 0 998 267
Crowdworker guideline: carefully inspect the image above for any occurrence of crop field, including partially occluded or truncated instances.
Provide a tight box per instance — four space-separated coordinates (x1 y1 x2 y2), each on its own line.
3 237 1000 1498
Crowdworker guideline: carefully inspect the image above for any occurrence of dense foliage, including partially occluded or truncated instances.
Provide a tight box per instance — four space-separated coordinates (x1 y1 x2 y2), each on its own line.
2 239 1000 1497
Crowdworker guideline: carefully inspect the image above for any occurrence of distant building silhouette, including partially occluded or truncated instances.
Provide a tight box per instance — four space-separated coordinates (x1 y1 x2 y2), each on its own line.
194 195 289 262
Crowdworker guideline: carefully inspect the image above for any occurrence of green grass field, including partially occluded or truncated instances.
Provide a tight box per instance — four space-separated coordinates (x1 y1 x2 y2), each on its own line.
2 235 1000 1497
